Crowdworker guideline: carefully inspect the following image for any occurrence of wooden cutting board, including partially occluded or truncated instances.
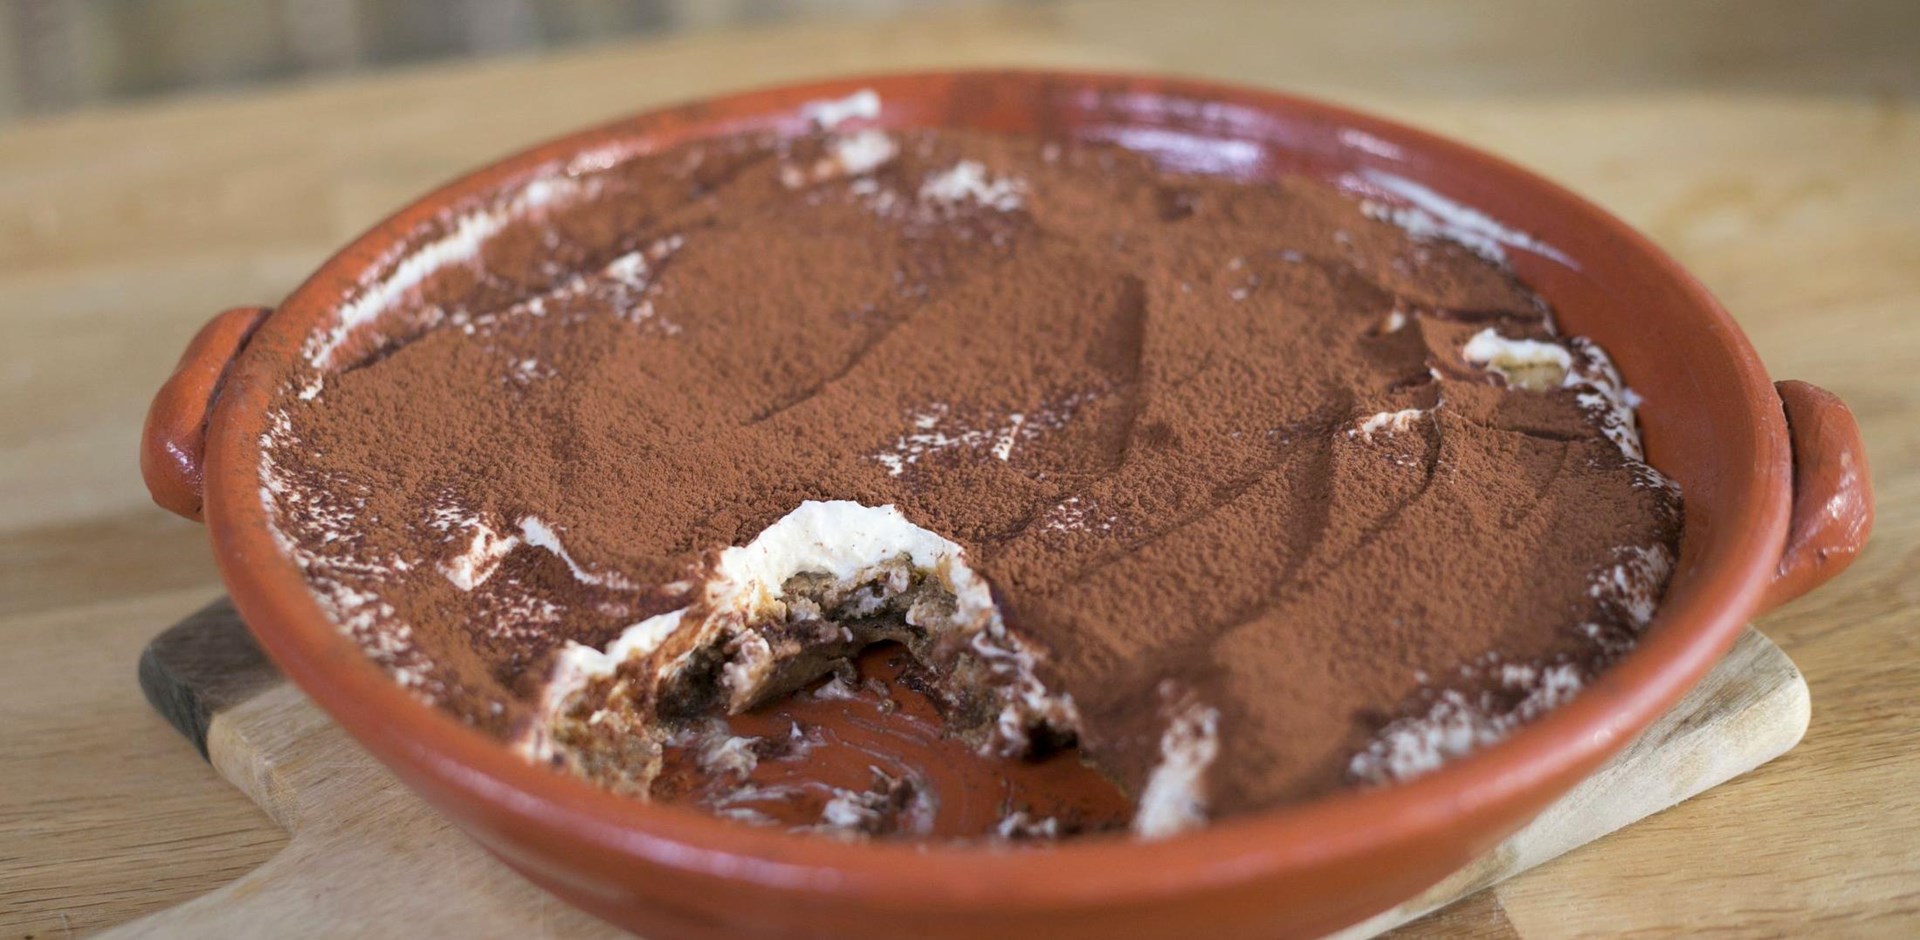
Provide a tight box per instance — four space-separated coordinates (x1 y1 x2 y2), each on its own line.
108 599 1809 939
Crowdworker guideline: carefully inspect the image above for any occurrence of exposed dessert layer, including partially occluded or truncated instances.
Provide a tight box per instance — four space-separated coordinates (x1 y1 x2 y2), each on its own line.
258 97 1682 838
522 502 1080 799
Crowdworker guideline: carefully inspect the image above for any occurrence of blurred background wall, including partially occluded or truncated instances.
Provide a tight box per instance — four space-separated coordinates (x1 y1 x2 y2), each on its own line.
0 0 1022 123
2 0 1916 126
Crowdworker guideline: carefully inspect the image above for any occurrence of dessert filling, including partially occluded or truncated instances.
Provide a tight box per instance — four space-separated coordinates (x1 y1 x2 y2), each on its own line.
524 503 1080 798
257 89 1683 840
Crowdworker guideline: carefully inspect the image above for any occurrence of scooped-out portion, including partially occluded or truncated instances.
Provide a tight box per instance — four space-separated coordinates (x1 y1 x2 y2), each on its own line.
524 501 1125 838
257 90 1682 840
645 642 1134 840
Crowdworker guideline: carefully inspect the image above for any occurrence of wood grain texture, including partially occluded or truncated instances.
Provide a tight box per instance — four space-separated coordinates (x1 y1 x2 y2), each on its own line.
106 607 1806 939
1 1 1915 936
137 598 275 759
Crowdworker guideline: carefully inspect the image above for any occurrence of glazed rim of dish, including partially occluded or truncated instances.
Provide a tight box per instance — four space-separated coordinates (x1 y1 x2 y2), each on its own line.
201 70 1789 909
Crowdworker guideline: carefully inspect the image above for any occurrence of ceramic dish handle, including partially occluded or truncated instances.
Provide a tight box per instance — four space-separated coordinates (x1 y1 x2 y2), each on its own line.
142 306 270 521
1760 379 1873 613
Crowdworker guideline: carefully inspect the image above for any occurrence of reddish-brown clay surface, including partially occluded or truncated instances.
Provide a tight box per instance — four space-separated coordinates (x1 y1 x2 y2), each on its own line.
1764 380 1874 611
146 71 1871 939
141 305 268 520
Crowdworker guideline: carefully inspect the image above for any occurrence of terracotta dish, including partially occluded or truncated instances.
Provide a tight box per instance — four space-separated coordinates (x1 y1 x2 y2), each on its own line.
142 71 1871 938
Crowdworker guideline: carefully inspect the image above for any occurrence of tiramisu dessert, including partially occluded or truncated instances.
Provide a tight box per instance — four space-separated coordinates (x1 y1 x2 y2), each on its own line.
260 91 1682 841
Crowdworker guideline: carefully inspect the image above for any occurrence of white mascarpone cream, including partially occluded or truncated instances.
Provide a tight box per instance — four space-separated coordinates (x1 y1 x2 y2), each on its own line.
523 501 1081 764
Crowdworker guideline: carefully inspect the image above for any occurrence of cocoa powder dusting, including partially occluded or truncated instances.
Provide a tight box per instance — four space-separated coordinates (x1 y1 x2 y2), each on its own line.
259 117 1682 830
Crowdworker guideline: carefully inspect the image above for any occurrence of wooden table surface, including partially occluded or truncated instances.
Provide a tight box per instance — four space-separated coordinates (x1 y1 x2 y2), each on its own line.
2 2 1915 936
